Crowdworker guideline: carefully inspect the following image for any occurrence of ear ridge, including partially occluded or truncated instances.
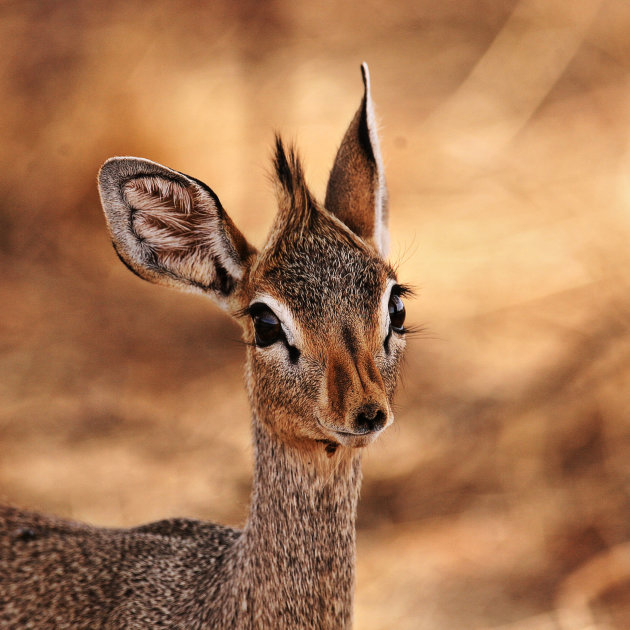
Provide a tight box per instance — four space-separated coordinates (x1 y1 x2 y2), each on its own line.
98 157 255 307
360 63 389 255
324 62 389 256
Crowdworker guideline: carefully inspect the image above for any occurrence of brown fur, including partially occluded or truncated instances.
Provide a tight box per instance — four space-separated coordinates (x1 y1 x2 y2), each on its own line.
0 63 407 629
325 63 389 256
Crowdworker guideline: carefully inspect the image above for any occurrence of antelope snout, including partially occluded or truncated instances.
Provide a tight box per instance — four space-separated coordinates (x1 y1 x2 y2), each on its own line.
320 349 392 446
353 402 388 435
323 396 390 448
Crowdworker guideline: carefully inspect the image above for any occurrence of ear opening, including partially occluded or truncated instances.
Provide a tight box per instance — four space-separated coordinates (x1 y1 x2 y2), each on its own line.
98 157 255 309
325 62 389 256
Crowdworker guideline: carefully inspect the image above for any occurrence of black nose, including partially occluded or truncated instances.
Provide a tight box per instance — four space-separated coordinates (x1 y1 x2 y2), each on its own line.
354 404 387 434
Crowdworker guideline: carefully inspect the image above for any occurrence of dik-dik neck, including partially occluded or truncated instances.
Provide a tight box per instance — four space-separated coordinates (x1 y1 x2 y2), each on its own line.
236 419 362 629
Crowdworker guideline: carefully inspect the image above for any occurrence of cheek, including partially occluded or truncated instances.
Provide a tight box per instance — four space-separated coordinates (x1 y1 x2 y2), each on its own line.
377 340 405 400
249 351 323 419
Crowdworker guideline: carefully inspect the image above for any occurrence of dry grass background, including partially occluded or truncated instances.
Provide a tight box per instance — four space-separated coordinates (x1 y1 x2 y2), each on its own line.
2 1 630 628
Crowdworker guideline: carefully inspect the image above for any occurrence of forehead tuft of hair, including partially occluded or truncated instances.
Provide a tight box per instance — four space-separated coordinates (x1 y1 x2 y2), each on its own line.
271 136 319 236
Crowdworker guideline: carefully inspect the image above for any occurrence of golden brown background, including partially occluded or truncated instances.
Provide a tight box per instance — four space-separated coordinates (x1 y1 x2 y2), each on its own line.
2 1 630 628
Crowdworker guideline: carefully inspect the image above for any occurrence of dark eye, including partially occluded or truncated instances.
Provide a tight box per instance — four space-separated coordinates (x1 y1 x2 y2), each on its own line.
388 291 406 332
251 305 283 347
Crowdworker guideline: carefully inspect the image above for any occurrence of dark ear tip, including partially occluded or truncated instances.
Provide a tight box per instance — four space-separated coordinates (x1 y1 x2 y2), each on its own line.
360 62 370 90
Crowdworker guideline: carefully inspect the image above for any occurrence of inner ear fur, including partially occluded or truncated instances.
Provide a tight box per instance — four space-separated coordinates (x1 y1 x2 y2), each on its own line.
325 63 389 256
98 157 255 307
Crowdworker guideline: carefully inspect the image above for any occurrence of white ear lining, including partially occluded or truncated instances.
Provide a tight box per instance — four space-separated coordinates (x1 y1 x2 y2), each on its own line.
361 62 389 257
133 176 246 282
208 228 245 282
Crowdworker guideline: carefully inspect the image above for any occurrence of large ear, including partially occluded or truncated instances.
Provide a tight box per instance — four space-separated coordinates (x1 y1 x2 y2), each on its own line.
98 157 256 310
325 63 389 256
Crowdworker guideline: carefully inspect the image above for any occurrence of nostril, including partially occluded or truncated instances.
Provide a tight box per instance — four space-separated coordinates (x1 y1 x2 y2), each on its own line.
355 405 387 433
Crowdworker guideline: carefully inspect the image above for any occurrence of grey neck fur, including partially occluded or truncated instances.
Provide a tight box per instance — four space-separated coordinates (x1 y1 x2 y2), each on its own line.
214 417 361 629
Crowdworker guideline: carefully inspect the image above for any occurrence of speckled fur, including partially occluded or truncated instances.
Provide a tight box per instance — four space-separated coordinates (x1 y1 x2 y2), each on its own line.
0 64 406 629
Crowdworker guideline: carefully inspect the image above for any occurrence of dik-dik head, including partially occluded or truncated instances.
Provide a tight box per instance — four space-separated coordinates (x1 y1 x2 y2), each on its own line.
98 64 408 452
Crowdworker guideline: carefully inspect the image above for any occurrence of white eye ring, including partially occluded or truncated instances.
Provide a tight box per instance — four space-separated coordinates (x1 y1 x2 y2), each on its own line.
380 278 398 339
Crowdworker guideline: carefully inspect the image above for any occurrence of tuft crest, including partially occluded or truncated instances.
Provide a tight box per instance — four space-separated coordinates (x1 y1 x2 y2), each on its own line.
273 134 317 232
267 136 320 246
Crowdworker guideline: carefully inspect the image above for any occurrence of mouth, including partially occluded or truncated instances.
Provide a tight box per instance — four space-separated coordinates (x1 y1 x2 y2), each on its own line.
316 420 386 448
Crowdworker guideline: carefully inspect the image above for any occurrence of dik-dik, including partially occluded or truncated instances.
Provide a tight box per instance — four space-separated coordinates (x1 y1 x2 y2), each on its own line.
0 64 410 629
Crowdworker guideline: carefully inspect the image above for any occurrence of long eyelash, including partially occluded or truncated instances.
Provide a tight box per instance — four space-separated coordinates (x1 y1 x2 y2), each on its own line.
395 283 415 298
399 324 426 338
233 305 252 319
234 303 273 320
230 337 257 348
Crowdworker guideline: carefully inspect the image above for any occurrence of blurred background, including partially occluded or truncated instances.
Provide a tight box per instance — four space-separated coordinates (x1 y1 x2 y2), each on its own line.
2 1 630 628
